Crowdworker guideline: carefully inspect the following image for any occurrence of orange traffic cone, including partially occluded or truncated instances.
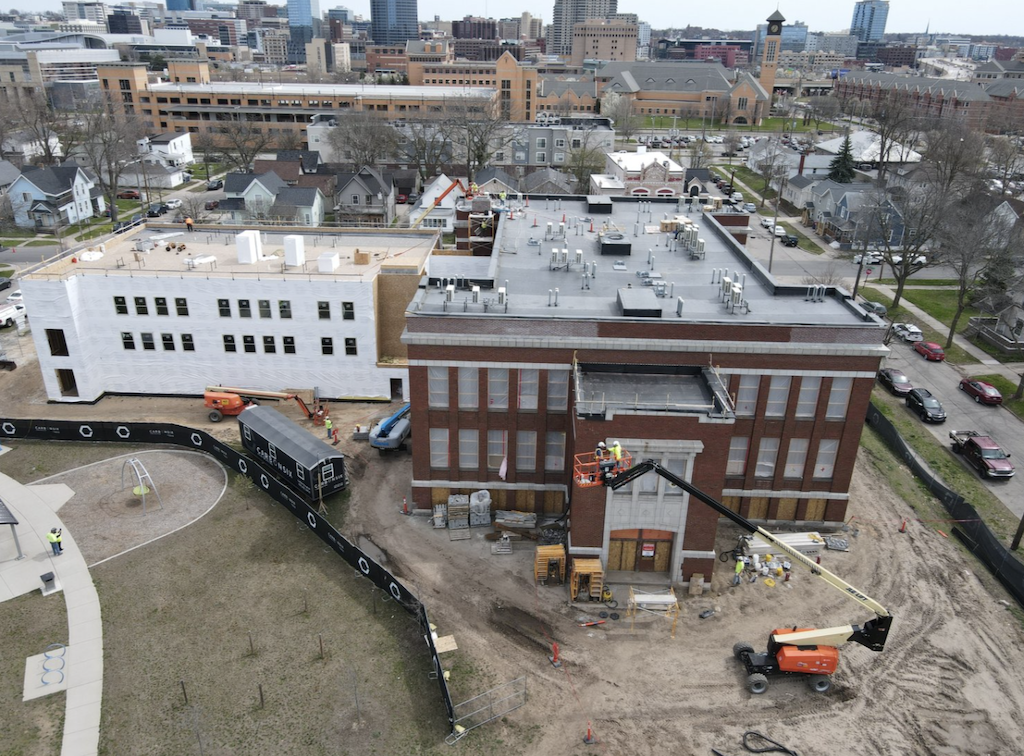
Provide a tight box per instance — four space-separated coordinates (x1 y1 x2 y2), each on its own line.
589 220 594 232
583 723 596 745
549 642 562 668
533 216 537 227
561 213 566 223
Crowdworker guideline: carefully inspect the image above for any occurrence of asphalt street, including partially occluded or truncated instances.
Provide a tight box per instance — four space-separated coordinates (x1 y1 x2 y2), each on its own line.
883 338 1024 519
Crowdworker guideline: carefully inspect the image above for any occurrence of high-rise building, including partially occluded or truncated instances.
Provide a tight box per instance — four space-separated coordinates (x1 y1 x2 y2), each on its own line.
851 0 889 43
548 0 617 57
107 9 143 33
164 0 193 11
287 0 322 63
370 0 418 45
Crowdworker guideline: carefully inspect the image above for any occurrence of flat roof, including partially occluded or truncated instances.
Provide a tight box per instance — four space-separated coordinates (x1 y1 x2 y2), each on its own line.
148 82 495 99
27 225 436 281
410 197 884 327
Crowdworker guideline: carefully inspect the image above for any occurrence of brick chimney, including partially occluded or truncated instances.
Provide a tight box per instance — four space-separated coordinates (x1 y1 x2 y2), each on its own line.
798 153 806 176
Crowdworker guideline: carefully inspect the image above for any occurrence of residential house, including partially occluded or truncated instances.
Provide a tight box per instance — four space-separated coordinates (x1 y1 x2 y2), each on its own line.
682 167 712 200
0 160 21 195
136 132 195 170
807 179 904 248
1 129 62 168
335 167 397 225
814 131 921 170
219 172 289 222
409 173 465 230
745 140 835 182
521 167 574 195
120 162 191 192
782 174 819 214
474 166 520 196
253 150 323 186
8 160 104 229
270 186 326 226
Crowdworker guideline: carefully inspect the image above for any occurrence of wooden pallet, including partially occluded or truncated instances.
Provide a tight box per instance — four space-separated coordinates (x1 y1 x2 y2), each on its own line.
534 544 566 583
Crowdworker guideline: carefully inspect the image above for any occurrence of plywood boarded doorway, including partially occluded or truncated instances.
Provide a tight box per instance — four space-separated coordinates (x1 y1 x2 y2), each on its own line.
608 529 673 573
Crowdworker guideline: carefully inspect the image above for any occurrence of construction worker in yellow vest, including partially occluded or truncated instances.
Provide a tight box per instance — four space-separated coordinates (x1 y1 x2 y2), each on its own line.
611 441 623 467
47 528 63 556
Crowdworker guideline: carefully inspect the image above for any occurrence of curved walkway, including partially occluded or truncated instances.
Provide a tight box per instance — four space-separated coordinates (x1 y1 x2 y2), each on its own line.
0 469 103 756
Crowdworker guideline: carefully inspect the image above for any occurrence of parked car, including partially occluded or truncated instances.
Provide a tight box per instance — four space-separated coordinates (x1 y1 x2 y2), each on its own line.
147 203 168 217
958 378 1003 405
853 252 884 265
730 192 743 203
877 367 914 396
396 194 408 204
116 189 141 200
206 179 224 191
760 217 775 229
407 192 419 203
914 341 946 361
205 199 220 210
0 277 11 292
892 254 927 266
743 203 756 213
949 430 1015 479
782 234 799 247
772 225 786 237
893 323 924 342
862 300 887 316
7 289 23 301
165 198 183 210
906 388 947 423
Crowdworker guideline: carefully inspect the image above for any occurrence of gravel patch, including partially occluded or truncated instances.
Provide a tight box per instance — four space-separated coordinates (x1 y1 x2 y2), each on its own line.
33 450 227 565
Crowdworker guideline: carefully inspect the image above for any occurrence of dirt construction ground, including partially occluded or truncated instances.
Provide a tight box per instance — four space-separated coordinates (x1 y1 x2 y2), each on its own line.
3 331 1024 755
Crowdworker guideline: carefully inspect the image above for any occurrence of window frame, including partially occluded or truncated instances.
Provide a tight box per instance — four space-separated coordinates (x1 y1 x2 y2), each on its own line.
458 367 479 409
516 430 537 472
784 438 809 479
726 437 749 476
428 367 449 408
429 428 449 468
544 431 566 471
754 438 780 478
458 429 479 470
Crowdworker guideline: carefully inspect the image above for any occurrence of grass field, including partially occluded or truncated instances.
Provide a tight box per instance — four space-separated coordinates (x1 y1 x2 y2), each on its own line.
900 288 983 333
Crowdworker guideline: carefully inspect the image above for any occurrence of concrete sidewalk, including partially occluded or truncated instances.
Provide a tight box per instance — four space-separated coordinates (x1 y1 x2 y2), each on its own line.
0 464 103 756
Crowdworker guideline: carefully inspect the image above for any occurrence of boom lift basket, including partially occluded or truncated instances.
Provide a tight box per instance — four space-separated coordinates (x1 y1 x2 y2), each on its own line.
573 451 633 489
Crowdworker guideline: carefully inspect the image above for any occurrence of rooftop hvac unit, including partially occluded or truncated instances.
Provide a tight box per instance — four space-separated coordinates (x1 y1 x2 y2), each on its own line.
472 285 480 303
445 284 455 302
550 248 559 264
676 296 685 316
560 248 569 264
731 284 743 306
498 286 507 305
721 276 733 299
575 249 583 265
697 239 705 254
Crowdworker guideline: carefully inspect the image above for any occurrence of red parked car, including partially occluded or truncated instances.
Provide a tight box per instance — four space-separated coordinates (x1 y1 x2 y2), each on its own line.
959 378 1002 405
116 189 141 200
914 341 946 361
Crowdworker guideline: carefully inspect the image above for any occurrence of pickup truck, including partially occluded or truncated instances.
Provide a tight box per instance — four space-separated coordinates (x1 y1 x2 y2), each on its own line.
949 430 1015 479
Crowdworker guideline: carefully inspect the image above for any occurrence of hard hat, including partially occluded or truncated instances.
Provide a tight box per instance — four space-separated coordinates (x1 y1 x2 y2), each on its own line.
612 440 620 446
597 441 606 448
51 528 58 533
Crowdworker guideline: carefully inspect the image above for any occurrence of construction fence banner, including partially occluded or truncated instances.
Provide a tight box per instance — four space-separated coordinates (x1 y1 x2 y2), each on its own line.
864 404 1024 608
0 417 456 732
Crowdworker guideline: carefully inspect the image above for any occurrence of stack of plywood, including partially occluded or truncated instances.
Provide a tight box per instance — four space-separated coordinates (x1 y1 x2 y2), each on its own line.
534 544 566 584
447 494 470 541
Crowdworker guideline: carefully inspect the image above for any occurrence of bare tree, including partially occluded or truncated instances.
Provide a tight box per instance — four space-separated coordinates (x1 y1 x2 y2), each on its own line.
987 135 1024 196
751 137 788 208
722 132 743 161
441 101 520 181
686 140 714 171
179 194 216 224
72 108 147 224
867 89 920 185
402 120 453 181
275 130 304 151
601 92 640 140
864 186 949 308
922 118 985 197
565 126 607 193
935 195 1021 348
325 112 399 167
22 93 72 166
800 262 849 288
191 130 218 181
805 96 840 133
218 118 276 172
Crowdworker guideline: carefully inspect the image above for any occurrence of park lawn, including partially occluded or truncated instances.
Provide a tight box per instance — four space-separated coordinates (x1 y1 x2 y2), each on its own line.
971 374 1024 421
900 288 983 334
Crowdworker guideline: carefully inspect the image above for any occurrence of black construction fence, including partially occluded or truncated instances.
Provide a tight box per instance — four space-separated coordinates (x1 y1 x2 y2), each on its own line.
0 417 455 733
865 404 1024 608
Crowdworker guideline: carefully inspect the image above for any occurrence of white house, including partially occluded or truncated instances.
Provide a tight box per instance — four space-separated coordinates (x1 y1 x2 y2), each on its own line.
137 132 195 169
18 226 440 403
409 174 466 231
8 161 105 229
220 172 289 222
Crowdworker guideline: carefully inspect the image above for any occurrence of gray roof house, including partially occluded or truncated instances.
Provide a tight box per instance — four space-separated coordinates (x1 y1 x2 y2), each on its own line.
271 186 326 226
8 160 104 229
220 171 290 221
335 166 396 225
522 167 574 195
475 166 520 196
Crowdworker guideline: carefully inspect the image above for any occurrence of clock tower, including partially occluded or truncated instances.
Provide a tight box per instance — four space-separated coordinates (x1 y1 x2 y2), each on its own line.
759 10 785 109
